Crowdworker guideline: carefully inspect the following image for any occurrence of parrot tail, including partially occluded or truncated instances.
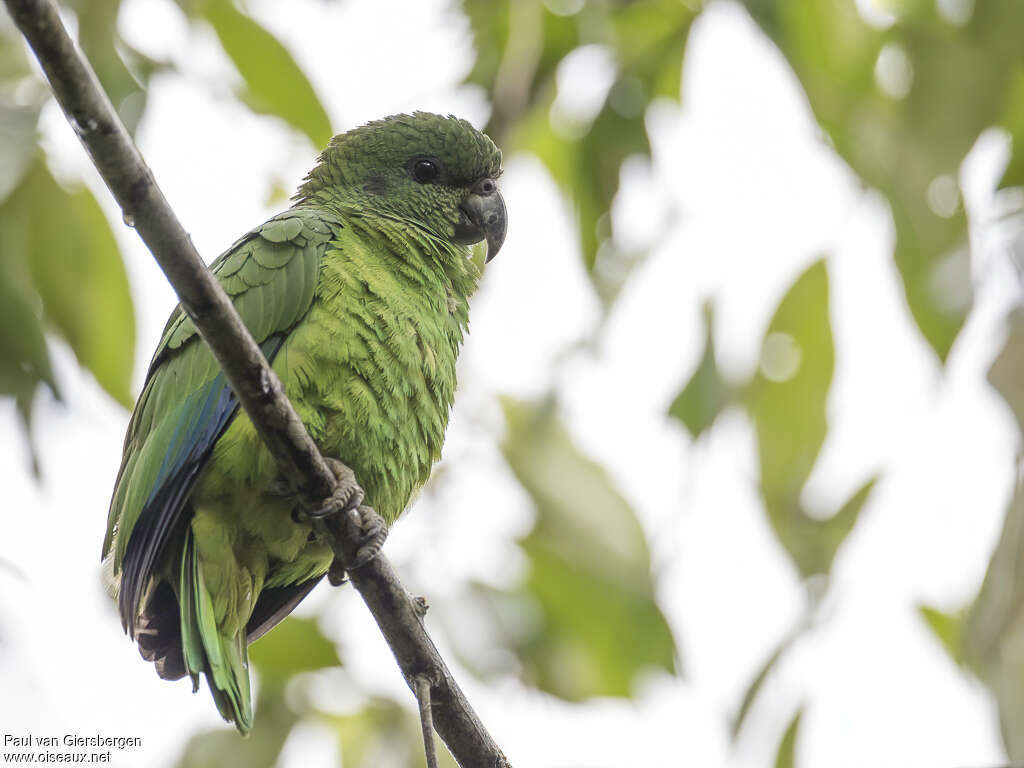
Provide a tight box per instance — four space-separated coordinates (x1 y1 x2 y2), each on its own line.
179 528 253 734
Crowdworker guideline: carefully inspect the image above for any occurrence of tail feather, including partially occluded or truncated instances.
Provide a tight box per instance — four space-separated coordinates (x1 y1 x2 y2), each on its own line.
136 581 187 680
180 529 253 733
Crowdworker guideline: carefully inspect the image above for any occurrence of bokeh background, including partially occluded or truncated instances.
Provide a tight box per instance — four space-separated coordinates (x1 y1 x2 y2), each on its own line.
2 0 1024 766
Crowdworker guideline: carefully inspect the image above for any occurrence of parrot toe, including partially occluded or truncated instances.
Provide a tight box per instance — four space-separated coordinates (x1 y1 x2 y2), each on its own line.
306 457 365 520
326 503 389 581
351 505 388 569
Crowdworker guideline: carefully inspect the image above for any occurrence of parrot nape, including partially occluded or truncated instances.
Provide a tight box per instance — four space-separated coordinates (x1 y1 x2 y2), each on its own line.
103 112 505 733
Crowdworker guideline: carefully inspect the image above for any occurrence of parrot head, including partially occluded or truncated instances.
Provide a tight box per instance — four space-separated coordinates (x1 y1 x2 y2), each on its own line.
296 112 506 261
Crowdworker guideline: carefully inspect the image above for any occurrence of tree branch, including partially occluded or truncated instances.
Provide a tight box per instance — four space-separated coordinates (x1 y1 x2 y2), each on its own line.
3 1 510 765
414 674 440 768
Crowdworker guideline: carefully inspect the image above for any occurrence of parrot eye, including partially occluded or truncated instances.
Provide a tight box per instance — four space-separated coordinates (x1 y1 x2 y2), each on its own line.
411 158 440 184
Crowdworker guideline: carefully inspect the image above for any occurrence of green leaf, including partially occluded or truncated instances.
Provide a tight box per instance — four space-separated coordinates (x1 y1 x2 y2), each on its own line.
12 161 135 407
0 166 58 409
203 0 332 148
0 258 57 405
0 152 55 469
249 615 341 686
745 260 872 577
65 0 153 133
774 708 803 768
747 259 832 506
493 397 677 701
668 302 730 438
918 603 965 666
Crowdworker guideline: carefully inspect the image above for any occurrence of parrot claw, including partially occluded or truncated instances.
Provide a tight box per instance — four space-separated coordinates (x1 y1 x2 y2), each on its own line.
327 559 347 586
350 504 388 569
327 504 388 578
306 458 364 520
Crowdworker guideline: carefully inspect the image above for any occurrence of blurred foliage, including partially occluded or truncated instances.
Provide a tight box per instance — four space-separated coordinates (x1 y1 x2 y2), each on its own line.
5 0 1024 765
964 481 1024 762
328 698 459 768
181 0 333 148
990 308 1024 436
918 603 965 667
732 617 808 738
1 160 135 408
669 260 874 742
176 616 338 767
669 261 869 562
178 691 297 768
464 0 697 304
464 4 1024 753
0 0 165 424
745 261 875 580
472 397 676 700
0 248 57 424
668 302 730 438
743 0 1024 362
958 309 1024 762
248 615 341 687
462 0 1024 361
0 0 331 435
773 708 802 768
64 0 164 133
177 616 461 768
1001 71 1024 191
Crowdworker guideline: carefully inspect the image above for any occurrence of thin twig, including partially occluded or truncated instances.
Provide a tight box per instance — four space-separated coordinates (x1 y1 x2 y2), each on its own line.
3 1 510 765
415 674 440 768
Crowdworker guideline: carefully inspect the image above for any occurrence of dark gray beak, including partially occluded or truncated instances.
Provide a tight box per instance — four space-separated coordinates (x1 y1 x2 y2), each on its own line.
453 177 507 262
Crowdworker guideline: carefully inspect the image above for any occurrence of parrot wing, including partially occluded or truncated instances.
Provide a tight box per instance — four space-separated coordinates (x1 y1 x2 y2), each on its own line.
104 207 340 633
245 575 325 643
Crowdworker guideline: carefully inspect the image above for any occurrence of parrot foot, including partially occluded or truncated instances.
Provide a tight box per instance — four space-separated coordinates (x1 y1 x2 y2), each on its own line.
327 504 388 582
350 504 387 569
306 458 364 520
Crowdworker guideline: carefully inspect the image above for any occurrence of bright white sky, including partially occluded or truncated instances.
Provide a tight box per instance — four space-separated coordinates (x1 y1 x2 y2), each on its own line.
0 0 1019 766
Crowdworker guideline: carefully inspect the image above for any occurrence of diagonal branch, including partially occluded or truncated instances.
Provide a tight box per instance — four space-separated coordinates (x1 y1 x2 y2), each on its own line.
2 1 510 765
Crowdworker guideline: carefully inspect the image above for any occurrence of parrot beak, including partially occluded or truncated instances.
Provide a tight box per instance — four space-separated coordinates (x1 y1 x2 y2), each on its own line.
453 178 507 262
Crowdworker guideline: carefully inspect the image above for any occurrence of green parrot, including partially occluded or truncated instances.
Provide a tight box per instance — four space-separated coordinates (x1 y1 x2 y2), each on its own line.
103 112 506 733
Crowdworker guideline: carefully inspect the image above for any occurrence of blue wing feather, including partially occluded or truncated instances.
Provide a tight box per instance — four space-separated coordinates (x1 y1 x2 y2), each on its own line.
119 335 285 634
